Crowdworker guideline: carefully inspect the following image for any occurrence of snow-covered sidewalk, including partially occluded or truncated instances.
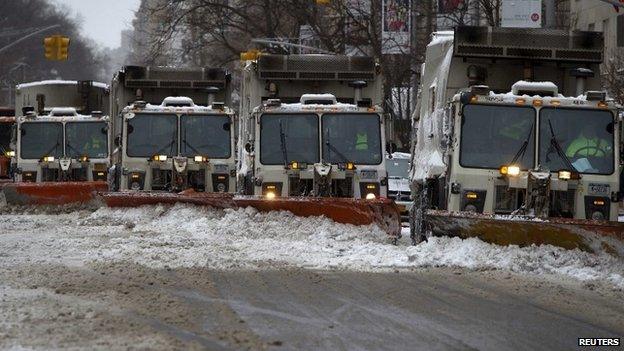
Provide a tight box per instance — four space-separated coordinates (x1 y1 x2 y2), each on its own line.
1 204 623 289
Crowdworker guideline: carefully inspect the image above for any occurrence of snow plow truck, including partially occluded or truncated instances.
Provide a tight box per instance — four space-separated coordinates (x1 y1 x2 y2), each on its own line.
410 26 624 256
234 53 401 239
105 66 235 194
100 60 400 238
3 80 110 205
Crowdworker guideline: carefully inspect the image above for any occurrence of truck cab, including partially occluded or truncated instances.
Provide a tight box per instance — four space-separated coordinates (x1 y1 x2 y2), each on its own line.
109 66 235 192
448 83 621 221
12 80 110 183
411 26 622 240
117 97 236 192
238 54 390 199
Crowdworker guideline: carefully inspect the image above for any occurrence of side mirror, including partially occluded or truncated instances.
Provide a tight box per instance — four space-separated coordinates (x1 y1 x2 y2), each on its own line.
127 124 134 134
244 142 253 153
114 136 122 147
101 126 108 134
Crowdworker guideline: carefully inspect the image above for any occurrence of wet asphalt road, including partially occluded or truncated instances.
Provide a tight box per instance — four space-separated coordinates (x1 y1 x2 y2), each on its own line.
169 269 624 351
2 264 623 350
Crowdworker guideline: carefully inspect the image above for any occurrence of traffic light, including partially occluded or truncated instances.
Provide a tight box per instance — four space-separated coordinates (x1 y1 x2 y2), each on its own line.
43 35 70 61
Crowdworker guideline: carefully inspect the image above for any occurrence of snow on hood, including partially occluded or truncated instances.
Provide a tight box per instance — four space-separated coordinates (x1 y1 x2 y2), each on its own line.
2 204 623 289
390 152 411 159
388 178 410 192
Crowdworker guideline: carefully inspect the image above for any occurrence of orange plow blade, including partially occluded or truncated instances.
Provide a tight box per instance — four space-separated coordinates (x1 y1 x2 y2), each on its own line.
426 210 624 257
102 191 402 238
2 182 108 205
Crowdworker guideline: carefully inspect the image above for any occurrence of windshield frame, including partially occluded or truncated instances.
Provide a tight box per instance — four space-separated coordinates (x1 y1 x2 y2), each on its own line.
259 112 320 166
180 113 232 159
459 103 536 171
538 106 616 176
65 121 109 159
321 112 383 166
126 113 178 158
19 121 64 160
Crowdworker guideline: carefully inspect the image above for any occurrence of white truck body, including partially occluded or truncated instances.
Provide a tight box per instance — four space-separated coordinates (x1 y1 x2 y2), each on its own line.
238 54 390 199
412 27 621 222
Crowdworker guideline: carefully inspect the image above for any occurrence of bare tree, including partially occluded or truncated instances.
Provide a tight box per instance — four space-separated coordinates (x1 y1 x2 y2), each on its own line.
0 0 107 105
603 53 624 105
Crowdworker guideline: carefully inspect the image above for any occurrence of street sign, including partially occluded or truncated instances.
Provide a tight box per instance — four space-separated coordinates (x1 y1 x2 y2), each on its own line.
501 0 542 28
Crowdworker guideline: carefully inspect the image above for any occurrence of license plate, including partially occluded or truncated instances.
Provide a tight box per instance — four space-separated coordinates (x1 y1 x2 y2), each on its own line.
588 183 609 196
360 170 377 180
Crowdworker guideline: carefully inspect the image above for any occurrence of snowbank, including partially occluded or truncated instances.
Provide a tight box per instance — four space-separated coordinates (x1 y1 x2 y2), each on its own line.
1 204 622 289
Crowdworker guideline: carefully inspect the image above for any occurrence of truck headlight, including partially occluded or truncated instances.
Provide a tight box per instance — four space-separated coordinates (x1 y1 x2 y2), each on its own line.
500 165 520 177
5 150 15 157
194 155 207 163
42 156 55 162
558 170 571 180
153 155 168 161
79 155 89 162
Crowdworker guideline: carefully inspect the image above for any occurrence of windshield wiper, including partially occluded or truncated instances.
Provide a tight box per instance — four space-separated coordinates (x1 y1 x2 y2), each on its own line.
279 120 288 168
66 142 81 157
324 139 350 163
546 119 577 171
154 126 177 157
509 122 534 165
182 125 202 156
43 134 62 157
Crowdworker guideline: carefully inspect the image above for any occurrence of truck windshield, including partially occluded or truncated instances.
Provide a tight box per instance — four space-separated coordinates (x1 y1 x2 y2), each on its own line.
539 108 614 175
0 123 11 153
127 114 177 158
460 105 535 170
20 122 63 159
65 122 108 158
260 113 319 165
322 113 382 164
180 114 231 158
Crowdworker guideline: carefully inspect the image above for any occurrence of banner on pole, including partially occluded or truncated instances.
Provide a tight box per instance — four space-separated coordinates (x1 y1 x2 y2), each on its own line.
501 0 542 28
382 0 410 54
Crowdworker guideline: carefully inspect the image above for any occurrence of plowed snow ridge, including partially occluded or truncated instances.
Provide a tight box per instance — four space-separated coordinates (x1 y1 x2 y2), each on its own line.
1 204 623 288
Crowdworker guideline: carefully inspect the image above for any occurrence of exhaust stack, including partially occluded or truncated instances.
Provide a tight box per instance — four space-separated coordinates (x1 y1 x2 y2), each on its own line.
206 86 220 106
348 81 367 103
570 68 594 96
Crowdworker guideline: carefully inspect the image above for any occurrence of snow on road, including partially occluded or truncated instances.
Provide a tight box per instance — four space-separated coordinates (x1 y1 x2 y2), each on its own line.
1 204 623 289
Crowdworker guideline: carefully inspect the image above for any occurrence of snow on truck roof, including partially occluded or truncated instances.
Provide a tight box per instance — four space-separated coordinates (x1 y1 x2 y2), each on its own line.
16 80 109 90
128 97 233 114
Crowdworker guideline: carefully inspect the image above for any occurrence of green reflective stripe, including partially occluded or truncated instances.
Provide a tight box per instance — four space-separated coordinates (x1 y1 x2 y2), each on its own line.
355 133 368 150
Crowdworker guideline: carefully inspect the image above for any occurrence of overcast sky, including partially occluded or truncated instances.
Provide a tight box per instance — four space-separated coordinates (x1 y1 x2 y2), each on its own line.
52 0 141 49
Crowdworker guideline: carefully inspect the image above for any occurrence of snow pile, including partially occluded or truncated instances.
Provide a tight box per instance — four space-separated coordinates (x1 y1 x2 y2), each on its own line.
1 204 623 288
87 205 624 287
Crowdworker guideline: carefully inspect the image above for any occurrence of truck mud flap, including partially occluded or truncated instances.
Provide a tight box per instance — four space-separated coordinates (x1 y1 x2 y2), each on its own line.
2 181 108 205
102 191 402 238
426 210 624 257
